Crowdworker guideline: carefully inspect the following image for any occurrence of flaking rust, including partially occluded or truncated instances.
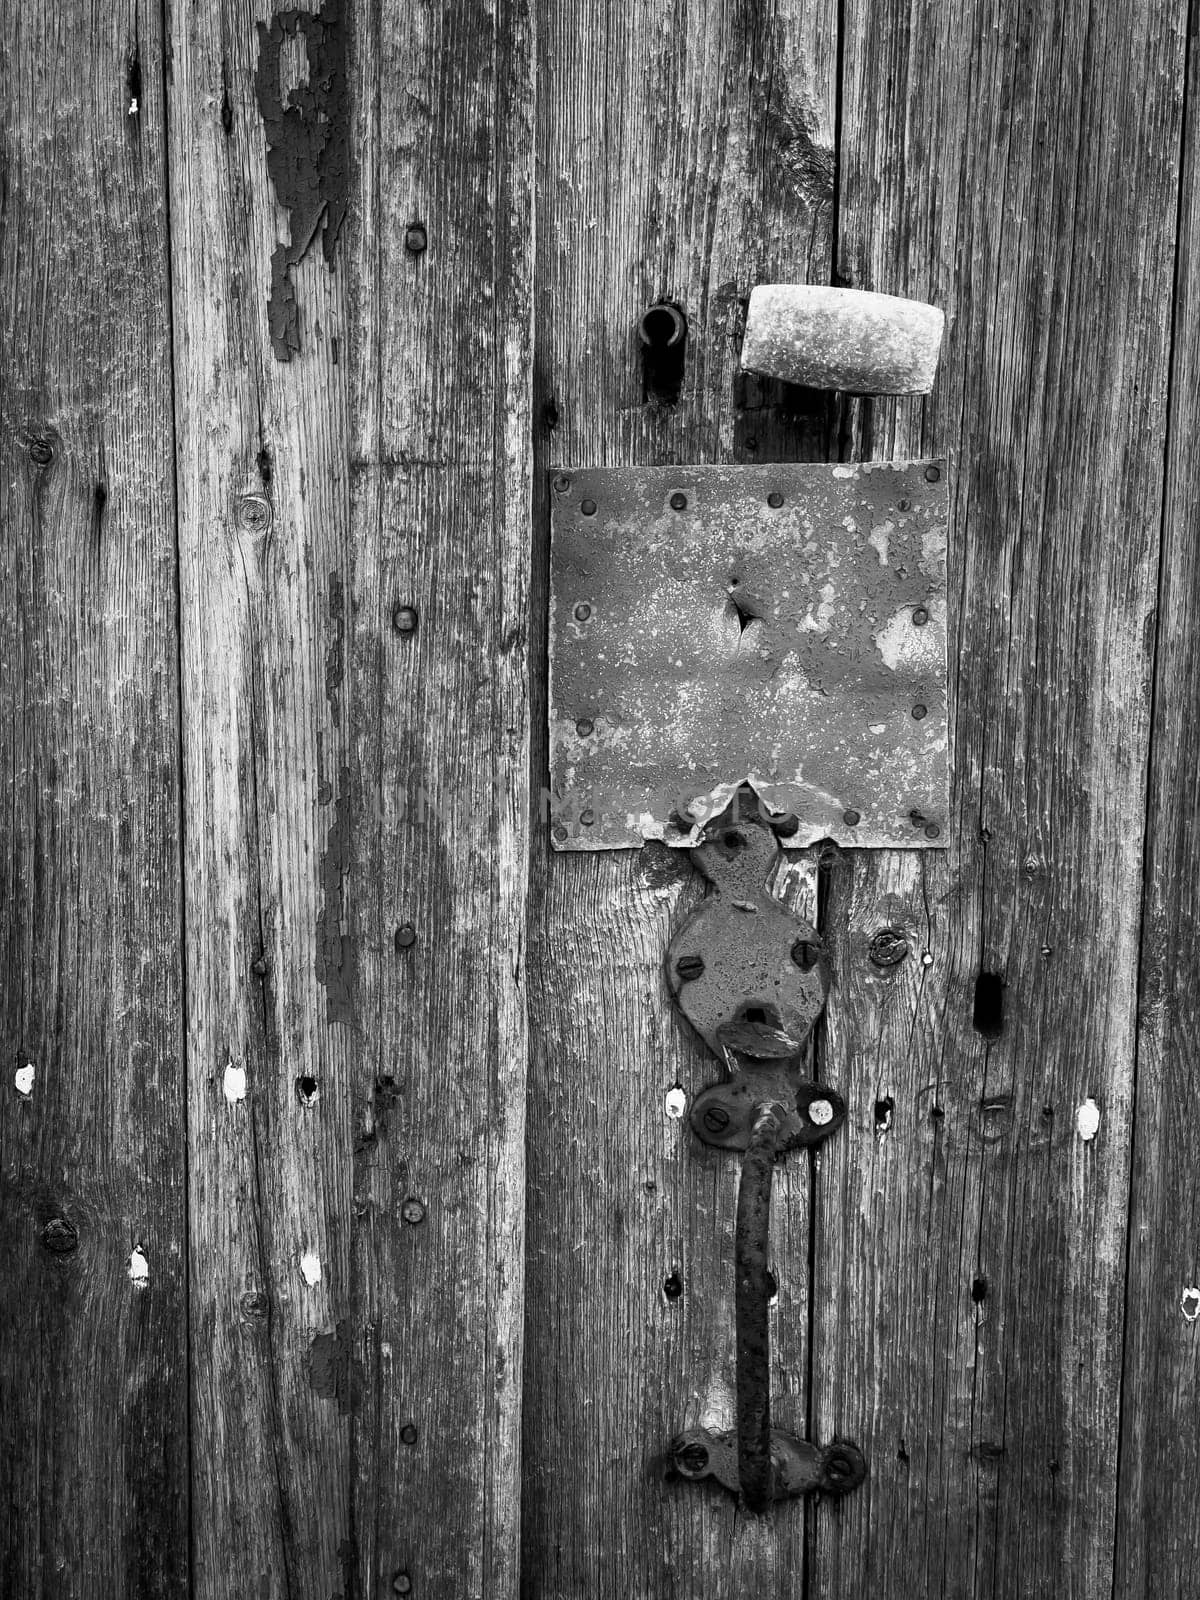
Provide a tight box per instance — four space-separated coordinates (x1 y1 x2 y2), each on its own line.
548 461 950 850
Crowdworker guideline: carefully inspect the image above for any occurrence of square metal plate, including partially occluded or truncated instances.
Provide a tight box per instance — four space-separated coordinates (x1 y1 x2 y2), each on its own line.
549 461 949 851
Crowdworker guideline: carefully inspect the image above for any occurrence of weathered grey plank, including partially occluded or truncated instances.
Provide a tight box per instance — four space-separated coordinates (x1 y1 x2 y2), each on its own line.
168 3 357 1591
811 4 1186 1597
1116 19 1200 1597
343 0 534 1593
169 0 534 1593
0 5 189 1596
524 5 837 1594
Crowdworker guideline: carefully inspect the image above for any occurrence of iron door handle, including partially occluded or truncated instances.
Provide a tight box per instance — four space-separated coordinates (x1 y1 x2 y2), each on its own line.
666 790 867 1511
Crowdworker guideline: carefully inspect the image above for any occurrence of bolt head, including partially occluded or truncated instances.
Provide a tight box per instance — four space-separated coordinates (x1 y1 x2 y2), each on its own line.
402 1197 426 1226
675 954 704 981
393 605 419 635
791 938 820 972
551 822 568 843
700 1104 730 1133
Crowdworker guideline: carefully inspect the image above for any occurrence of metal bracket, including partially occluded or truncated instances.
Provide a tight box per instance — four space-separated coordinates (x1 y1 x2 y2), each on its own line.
549 460 949 851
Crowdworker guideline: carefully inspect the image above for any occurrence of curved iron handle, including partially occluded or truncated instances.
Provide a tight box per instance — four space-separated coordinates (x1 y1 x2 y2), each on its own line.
735 1102 782 1511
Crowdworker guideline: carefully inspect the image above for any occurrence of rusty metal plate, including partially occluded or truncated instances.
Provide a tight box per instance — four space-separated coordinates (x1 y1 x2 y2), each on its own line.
549 462 948 850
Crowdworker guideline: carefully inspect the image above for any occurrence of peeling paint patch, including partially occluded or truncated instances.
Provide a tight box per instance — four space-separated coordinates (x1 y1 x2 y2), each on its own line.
325 571 345 724
308 1320 363 1413
1182 1287 1200 1323
129 1245 150 1289
316 768 358 1026
665 1086 687 1119
300 1250 322 1286
223 1060 248 1102
14 1063 34 1097
1075 1098 1101 1141
255 1 350 360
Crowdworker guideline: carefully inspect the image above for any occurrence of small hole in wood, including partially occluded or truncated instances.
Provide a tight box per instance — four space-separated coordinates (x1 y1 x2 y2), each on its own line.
972 971 1005 1038
972 1276 988 1303
874 1096 894 1132
663 1271 683 1301
296 1075 319 1106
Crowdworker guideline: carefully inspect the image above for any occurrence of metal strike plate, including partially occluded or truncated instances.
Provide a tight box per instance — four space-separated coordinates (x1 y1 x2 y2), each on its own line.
549 461 949 850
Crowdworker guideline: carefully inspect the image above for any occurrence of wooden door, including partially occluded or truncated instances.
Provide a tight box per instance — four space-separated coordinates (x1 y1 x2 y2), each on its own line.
2 2 1198 1597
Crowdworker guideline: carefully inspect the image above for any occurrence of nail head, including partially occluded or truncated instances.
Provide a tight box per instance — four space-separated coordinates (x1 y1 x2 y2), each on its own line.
924 822 941 839
575 717 594 737
393 605 419 635
912 704 928 720
400 1422 419 1445
767 491 784 508
402 1198 426 1226
573 602 591 621
404 224 427 254
925 465 941 482
580 498 597 516
669 492 688 511
842 808 861 827
552 473 571 493
809 1098 834 1127
912 607 929 626
395 923 417 950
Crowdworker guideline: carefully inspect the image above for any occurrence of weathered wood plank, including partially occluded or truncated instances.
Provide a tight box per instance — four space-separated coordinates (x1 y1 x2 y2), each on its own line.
171 0 534 1593
168 3 358 1592
0 6 189 1596
524 5 837 1593
342 3 534 1595
812 4 1186 1597
1116 19 1200 1596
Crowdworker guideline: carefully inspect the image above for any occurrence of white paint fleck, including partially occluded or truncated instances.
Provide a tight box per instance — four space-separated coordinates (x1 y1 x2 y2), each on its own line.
14 1063 35 1097
223 1061 247 1103
300 1250 322 1286
869 722 887 735
868 520 895 566
128 96 139 115
809 1098 835 1127
1075 1098 1101 1141
665 1087 687 1120
920 951 934 967
128 1245 150 1289
1181 1287 1200 1323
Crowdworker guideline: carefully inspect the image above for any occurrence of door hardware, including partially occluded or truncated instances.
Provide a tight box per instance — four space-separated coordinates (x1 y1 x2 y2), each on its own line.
664 789 866 1511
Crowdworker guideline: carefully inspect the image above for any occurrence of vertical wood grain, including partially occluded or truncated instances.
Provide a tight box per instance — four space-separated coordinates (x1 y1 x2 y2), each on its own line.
1116 14 1200 1596
344 0 534 1593
168 0 534 1593
811 4 1187 1597
523 5 837 1594
0 5 189 1596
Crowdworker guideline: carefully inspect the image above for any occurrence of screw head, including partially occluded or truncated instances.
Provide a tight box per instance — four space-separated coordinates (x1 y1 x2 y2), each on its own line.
580 498 597 516
393 605 419 635
395 923 417 950
675 1442 709 1476
911 703 928 720
700 1104 730 1134
767 491 784 508
808 1098 835 1127
676 954 704 982
791 938 820 971
868 928 909 968
669 491 688 511
912 607 929 626
575 717 594 737
402 1197 426 1226
573 602 591 621
924 464 941 482
29 437 54 466
404 224 427 254
400 1422 419 1445
842 808 861 827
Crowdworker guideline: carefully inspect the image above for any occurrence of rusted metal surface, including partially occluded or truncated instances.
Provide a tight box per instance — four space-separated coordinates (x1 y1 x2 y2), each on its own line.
670 1428 867 1502
689 1073 844 1153
549 460 948 850
736 1104 781 1512
666 795 828 1060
